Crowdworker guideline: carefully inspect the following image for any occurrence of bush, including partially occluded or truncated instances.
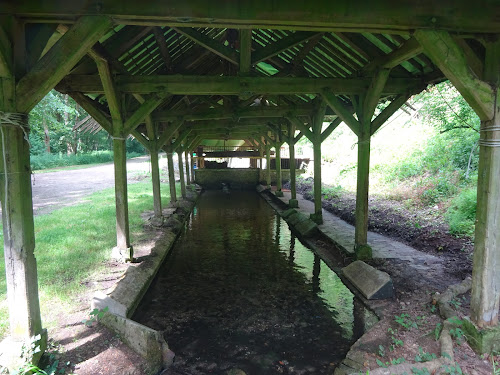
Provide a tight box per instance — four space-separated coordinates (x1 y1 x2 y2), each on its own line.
446 187 477 237
30 151 145 171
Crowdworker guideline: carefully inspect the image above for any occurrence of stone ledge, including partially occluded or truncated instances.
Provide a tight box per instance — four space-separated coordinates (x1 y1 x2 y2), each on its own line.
342 261 393 300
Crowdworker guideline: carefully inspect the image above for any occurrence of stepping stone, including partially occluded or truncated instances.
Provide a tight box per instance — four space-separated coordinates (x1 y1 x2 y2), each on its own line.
342 260 394 299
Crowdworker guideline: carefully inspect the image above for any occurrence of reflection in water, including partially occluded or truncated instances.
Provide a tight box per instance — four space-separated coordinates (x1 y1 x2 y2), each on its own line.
134 191 371 374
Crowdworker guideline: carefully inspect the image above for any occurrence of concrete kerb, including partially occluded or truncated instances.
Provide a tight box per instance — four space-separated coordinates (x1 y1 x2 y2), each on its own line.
91 193 199 373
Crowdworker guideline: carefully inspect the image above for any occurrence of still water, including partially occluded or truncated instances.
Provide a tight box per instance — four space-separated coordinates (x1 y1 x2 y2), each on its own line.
134 191 369 374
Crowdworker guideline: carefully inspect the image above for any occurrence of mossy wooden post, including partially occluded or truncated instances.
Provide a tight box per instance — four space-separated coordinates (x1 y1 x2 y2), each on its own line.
266 144 271 188
471 40 500 328
190 150 195 184
310 101 327 224
149 142 162 218
275 137 284 197
185 149 191 186
415 30 500 331
166 146 177 204
288 121 298 208
177 150 186 198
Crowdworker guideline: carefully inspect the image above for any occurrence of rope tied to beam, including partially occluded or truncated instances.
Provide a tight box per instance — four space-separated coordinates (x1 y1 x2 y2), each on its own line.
480 125 500 132
0 111 30 146
479 139 500 147
351 139 371 150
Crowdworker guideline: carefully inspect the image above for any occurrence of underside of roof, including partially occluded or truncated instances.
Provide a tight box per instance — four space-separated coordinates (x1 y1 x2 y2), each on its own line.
4 1 497 148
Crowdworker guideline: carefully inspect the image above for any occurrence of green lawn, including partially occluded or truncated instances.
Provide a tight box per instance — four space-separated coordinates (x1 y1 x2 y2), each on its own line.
0 178 176 338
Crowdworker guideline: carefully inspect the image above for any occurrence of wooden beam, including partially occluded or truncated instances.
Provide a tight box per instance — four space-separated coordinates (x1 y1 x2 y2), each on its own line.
153 26 172 72
171 128 191 151
131 129 151 150
89 50 122 126
322 90 360 136
58 74 422 95
0 24 11 77
287 116 314 141
363 68 391 122
69 92 112 133
16 15 112 113
252 31 319 64
123 92 171 135
321 117 342 142
10 1 500 34
158 119 184 148
415 30 494 121
172 27 238 65
371 92 413 135
239 29 252 74
363 37 423 72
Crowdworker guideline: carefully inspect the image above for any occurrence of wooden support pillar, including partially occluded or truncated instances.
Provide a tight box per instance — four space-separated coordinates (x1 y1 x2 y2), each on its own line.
166 148 177 204
266 144 271 188
177 150 186 198
311 101 327 224
0 113 44 344
275 141 284 197
190 150 195 184
471 40 500 328
112 136 132 259
185 149 191 186
149 142 162 218
288 122 298 208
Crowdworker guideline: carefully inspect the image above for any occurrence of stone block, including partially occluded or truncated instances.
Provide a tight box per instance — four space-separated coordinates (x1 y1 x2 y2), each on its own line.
355 244 372 260
288 199 298 208
463 317 500 353
100 312 173 373
287 211 308 226
342 260 393 300
295 218 318 237
275 190 284 197
281 208 297 219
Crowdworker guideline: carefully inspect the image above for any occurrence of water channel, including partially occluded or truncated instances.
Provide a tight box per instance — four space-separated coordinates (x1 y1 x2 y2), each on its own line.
133 191 374 374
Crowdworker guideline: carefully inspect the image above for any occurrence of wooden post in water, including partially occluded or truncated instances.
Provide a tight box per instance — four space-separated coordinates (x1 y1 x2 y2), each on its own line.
178 150 186 198
266 144 271 188
288 121 298 207
149 142 162 218
275 137 284 197
310 101 327 224
185 149 191 186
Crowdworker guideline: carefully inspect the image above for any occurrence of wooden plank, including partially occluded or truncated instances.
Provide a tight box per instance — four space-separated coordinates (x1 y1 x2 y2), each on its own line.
415 30 494 121
322 90 360 136
171 128 191 151
239 29 252 74
158 119 184 148
371 92 413 135
252 31 319 64
123 92 171 135
172 27 238 65
58 74 422 95
16 15 112 113
131 129 151 150
69 92 112 133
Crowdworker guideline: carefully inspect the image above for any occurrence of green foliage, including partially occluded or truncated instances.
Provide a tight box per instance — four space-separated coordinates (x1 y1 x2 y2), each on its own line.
388 327 404 351
411 367 431 375
30 151 144 171
82 306 109 327
446 187 477 237
441 363 463 374
394 314 418 330
414 347 437 362
434 322 443 341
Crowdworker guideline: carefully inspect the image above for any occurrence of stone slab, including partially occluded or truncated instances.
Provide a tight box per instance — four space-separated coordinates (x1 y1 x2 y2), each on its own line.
463 317 500 353
343 261 393 300
281 208 297 219
295 218 319 237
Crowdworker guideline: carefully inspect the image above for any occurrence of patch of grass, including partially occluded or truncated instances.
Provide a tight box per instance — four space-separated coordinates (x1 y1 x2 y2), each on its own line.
0 178 176 339
446 186 477 237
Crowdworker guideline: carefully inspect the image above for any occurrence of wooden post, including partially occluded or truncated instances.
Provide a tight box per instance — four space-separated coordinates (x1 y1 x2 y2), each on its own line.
166 147 177 204
177 150 186 198
275 140 284 197
288 121 298 208
112 136 132 259
185 149 191 186
471 40 500 328
310 101 327 224
149 142 162 218
190 150 195 184
0 114 45 344
266 144 271 188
